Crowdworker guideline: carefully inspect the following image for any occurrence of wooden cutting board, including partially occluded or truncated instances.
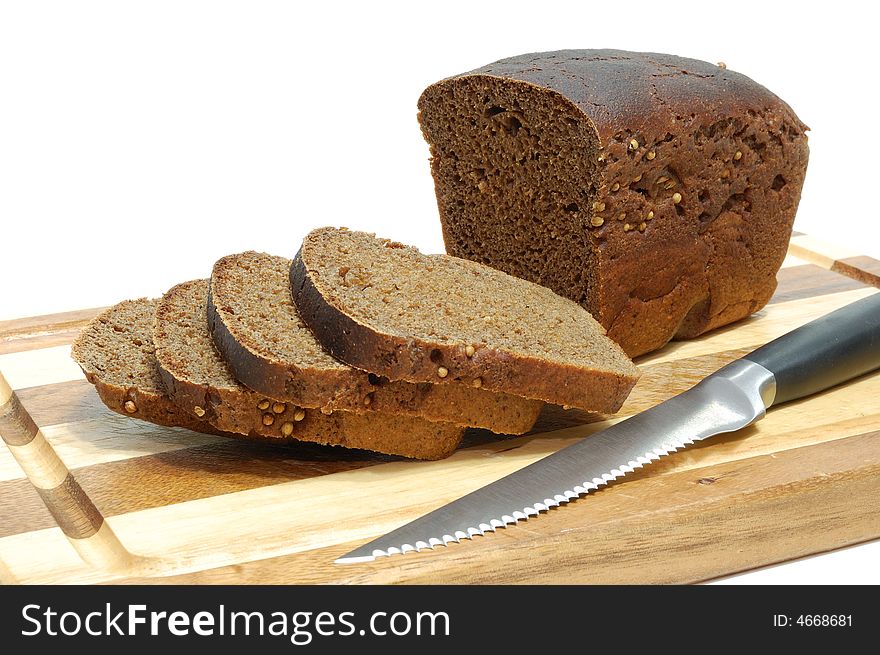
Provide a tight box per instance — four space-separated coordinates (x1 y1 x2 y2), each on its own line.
1 234 878 585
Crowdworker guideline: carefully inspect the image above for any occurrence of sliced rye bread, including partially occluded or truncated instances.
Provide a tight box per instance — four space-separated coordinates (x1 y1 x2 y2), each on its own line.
71 298 225 435
154 279 465 459
290 227 640 412
207 251 542 434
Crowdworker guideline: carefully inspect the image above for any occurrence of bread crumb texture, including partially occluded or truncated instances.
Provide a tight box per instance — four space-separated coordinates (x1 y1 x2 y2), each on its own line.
211 252 349 372
72 298 167 395
304 228 634 370
71 298 220 433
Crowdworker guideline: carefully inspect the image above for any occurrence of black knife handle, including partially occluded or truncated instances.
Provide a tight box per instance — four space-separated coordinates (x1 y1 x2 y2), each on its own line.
743 292 880 407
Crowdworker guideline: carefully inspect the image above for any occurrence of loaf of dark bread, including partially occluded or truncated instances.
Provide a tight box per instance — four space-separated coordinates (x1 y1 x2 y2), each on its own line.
418 50 809 356
71 298 225 435
154 279 465 459
290 227 639 412
208 251 543 434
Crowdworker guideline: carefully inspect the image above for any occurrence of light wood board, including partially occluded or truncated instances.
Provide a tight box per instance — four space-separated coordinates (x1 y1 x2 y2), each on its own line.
0 236 878 584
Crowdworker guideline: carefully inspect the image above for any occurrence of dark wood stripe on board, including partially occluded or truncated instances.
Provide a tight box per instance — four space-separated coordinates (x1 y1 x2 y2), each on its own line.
16 379 119 427
832 256 880 288
0 307 105 340
0 307 105 355
0 307 106 355
770 264 866 305
0 329 90 356
34 474 104 540
0 393 39 446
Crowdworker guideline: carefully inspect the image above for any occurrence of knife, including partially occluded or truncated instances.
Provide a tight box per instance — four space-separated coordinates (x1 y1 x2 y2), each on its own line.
337 292 880 564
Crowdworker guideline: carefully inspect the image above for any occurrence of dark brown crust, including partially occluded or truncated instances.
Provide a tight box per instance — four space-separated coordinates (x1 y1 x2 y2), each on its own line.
94 379 224 434
154 359 250 434
460 50 806 144
35 474 104 540
89 376 227 435
0 393 40 446
419 49 809 356
209 255 543 434
291 240 636 414
206 280 374 409
156 360 464 460
157 279 466 460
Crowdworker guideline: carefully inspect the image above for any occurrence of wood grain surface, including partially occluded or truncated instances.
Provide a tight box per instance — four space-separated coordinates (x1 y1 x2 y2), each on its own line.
0 239 878 584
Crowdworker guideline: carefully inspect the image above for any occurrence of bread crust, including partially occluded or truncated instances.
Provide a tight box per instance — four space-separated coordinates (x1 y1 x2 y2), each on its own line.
89 375 225 435
154 280 466 459
206 279 369 409
155 359 465 460
72 300 227 436
419 50 809 356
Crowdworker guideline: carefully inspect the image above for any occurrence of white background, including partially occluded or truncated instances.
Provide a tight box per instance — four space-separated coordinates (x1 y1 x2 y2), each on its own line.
1 1 877 583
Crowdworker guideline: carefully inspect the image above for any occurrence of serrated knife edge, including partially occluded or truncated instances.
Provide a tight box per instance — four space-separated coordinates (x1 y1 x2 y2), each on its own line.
337 437 696 563
336 359 775 564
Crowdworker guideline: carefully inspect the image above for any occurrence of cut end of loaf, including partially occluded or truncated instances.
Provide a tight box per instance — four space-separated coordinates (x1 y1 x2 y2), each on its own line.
418 74 602 314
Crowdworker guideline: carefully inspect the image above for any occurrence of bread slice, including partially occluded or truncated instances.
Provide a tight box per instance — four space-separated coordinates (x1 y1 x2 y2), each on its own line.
71 298 224 435
207 251 542 434
291 227 640 412
154 279 465 459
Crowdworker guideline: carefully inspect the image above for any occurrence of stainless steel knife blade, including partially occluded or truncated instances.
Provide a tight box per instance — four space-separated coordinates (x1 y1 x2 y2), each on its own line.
336 292 880 565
